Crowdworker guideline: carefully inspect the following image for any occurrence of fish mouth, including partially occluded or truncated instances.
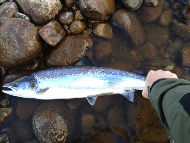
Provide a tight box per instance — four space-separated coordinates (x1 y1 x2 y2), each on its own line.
2 84 17 94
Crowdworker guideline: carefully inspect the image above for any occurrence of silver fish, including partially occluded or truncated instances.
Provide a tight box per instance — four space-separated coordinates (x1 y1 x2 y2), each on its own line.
2 67 145 105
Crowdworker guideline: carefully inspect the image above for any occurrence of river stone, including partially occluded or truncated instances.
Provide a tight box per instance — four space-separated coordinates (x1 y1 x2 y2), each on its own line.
142 41 158 59
181 42 190 66
69 20 85 34
93 23 113 39
64 0 78 9
58 11 74 25
111 9 145 45
172 21 190 40
0 2 18 25
46 34 92 67
121 0 143 10
159 10 173 26
143 24 170 47
0 108 12 123
144 0 158 7
137 0 164 23
79 0 115 21
81 114 95 134
0 18 42 68
39 20 66 47
33 112 68 143
16 0 62 25
33 101 77 142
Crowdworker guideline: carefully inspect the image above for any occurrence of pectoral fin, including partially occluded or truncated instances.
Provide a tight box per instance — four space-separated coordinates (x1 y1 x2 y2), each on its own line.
36 88 49 94
121 90 135 102
86 96 97 105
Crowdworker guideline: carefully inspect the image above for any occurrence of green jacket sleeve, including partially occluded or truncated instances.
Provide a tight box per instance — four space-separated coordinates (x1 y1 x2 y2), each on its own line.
148 78 190 143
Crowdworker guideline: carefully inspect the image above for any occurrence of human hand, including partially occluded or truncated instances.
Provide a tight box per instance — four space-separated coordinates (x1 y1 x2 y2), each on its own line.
142 70 178 99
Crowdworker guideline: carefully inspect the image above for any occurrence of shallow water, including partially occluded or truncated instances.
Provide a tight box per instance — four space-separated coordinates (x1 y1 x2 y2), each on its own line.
1 0 190 143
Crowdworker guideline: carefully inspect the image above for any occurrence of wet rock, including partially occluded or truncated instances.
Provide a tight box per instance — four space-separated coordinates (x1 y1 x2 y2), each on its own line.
31 59 41 70
69 20 85 34
111 9 145 45
142 41 158 59
92 96 113 113
14 12 30 21
93 23 113 39
159 10 173 26
0 108 12 123
79 0 115 21
33 101 77 142
58 11 74 25
0 2 18 25
85 49 94 60
144 0 158 7
137 0 164 23
95 41 113 60
107 105 127 133
0 18 42 68
144 24 170 47
171 2 180 10
11 120 34 141
83 27 92 35
39 20 66 47
0 128 16 143
23 139 39 143
46 34 92 67
16 0 62 25
0 0 6 5
172 21 190 40
81 114 95 134
33 112 68 143
0 96 9 107
75 56 93 66
181 42 190 66
182 6 190 22
64 0 78 9
16 99 39 121
121 0 142 10
75 10 84 21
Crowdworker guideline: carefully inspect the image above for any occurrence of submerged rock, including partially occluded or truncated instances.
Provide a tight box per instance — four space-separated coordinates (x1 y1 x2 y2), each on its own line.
0 108 12 123
137 0 164 23
0 2 18 25
79 0 115 21
159 10 173 26
0 18 42 68
111 9 145 45
46 34 92 67
16 0 62 25
181 42 190 66
121 0 143 10
69 20 85 34
58 11 74 25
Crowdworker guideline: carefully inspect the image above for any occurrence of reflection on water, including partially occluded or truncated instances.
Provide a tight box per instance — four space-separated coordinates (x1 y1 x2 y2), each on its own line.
1 0 190 142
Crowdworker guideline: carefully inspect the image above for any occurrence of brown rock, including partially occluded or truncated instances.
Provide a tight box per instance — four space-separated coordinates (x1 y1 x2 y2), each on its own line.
144 0 158 7
159 10 173 26
39 20 66 47
79 0 115 21
111 9 145 45
93 23 113 39
142 41 158 59
92 96 113 113
16 99 39 121
69 20 85 34
46 35 92 67
95 41 113 60
0 2 18 25
0 18 42 68
58 11 74 25
172 21 190 40
121 0 142 10
81 114 95 134
16 0 62 25
74 10 84 21
171 2 180 10
64 0 78 9
0 108 12 123
137 0 164 23
181 42 190 66
144 24 170 47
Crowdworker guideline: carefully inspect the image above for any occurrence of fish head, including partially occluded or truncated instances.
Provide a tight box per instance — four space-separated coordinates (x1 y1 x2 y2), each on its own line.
2 76 38 98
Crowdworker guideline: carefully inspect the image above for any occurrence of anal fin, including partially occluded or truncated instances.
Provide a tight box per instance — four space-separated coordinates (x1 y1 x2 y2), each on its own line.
121 90 135 102
86 96 97 105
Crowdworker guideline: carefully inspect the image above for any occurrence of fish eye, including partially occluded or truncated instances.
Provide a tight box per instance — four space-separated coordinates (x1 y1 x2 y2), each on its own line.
30 80 37 89
12 83 18 87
